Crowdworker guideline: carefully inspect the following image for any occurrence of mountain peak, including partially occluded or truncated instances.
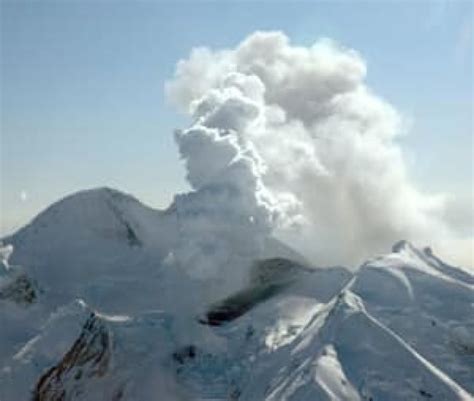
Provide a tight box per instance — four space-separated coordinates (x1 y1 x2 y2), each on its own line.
5 187 149 255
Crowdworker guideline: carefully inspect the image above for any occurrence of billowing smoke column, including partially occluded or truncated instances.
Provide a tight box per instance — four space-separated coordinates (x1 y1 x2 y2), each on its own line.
169 70 300 295
167 31 449 270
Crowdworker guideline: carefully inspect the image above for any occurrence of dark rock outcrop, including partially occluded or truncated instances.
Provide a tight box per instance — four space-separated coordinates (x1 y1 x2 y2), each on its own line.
33 313 111 401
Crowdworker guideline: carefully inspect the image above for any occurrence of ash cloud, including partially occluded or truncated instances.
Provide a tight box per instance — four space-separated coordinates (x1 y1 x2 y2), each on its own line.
166 31 458 270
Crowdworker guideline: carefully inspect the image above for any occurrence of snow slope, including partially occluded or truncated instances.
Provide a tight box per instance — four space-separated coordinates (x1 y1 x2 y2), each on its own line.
1 188 472 401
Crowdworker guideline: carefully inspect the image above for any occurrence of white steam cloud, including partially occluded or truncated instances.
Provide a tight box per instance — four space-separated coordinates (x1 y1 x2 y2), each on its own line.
166 31 455 272
168 71 299 295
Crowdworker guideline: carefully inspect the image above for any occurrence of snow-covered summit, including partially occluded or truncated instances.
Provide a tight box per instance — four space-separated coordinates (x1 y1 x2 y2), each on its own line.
6 187 176 255
1 188 473 401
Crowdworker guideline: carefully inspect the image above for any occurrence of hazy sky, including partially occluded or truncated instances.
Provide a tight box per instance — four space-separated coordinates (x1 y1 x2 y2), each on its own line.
1 1 472 238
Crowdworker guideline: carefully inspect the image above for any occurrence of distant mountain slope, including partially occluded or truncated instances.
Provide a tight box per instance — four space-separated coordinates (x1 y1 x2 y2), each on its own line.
242 290 471 401
351 240 474 393
4 188 177 292
1 188 472 401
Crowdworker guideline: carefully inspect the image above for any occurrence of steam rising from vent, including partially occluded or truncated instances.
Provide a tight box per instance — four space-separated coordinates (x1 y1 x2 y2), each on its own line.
167 31 450 270
169 71 300 291
0 243 13 271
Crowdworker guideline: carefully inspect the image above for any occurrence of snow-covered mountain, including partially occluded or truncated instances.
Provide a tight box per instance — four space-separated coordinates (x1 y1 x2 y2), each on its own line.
1 188 473 401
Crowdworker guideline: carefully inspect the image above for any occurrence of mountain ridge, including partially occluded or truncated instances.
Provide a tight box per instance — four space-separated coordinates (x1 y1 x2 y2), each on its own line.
1 187 472 401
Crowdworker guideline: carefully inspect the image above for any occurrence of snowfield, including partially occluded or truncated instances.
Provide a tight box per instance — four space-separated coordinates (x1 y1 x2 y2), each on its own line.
1 188 473 401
